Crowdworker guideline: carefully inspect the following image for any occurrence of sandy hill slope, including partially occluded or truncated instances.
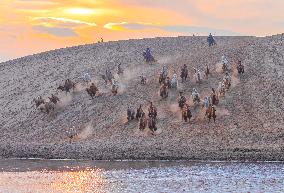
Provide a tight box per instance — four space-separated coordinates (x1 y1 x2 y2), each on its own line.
0 35 283 160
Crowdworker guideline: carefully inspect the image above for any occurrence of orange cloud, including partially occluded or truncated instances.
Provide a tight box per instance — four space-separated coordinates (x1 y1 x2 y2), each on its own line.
0 0 283 61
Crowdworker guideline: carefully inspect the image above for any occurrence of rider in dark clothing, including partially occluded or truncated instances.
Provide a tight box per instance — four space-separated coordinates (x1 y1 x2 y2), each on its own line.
148 102 157 119
178 92 187 108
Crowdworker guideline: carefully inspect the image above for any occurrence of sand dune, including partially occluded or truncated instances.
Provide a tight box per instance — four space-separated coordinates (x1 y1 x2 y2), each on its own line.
0 35 283 160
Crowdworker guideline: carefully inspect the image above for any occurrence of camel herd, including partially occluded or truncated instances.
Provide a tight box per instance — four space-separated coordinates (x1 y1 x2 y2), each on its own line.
125 52 245 133
32 42 245 136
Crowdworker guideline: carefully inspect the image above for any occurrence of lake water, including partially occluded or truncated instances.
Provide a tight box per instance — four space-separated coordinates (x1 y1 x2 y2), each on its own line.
0 159 283 193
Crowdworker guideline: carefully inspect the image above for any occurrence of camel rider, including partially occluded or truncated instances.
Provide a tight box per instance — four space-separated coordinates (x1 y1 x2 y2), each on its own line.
84 73 91 82
160 65 167 77
181 64 187 74
172 71 177 80
205 64 209 74
136 104 144 119
221 55 227 64
192 88 200 101
65 79 70 85
221 55 228 67
146 48 151 54
140 75 146 84
238 60 244 73
184 103 192 120
211 105 217 116
149 102 154 112
203 96 210 109
148 102 157 118
223 72 231 82
166 77 171 85
106 68 112 78
161 83 167 91
209 33 213 40
178 92 187 107
51 94 59 102
210 88 217 104
112 80 119 89
197 69 201 76
67 126 77 139
118 63 123 74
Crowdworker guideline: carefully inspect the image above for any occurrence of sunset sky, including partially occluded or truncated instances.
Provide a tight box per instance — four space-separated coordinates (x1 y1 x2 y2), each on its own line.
0 0 284 61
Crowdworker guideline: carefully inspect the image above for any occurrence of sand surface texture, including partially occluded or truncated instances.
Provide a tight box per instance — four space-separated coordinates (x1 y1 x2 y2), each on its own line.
0 35 283 160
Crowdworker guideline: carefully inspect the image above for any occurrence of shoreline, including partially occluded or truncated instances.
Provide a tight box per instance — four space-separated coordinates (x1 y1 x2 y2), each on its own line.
2 157 284 163
1 143 284 161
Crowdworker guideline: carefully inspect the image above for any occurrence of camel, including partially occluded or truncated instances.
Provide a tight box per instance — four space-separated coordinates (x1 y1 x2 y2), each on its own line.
86 83 99 99
127 107 135 122
57 79 76 94
182 104 192 122
148 102 157 120
148 116 157 132
139 113 147 131
178 93 187 109
205 105 217 123
66 126 77 143
237 61 244 79
160 84 168 99
48 94 60 105
219 83 226 97
158 66 168 84
205 65 210 79
210 88 219 105
33 97 45 108
222 63 229 73
39 101 55 114
180 65 188 82
143 48 156 64
207 33 216 47
165 77 171 88
111 80 119 95
101 69 114 84
159 72 167 84
224 79 231 90
136 105 144 120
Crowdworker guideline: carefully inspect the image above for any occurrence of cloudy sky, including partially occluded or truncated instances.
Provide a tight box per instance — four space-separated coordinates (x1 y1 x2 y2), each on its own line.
0 0 283 61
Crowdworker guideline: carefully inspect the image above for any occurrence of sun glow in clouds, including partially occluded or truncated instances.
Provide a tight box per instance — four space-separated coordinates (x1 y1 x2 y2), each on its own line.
33 17 97 27
65 8 96 15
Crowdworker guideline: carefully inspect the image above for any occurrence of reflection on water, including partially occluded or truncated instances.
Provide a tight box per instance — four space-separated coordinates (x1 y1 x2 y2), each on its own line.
0 168 106 193
51 168 105 192
0 159 284 193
